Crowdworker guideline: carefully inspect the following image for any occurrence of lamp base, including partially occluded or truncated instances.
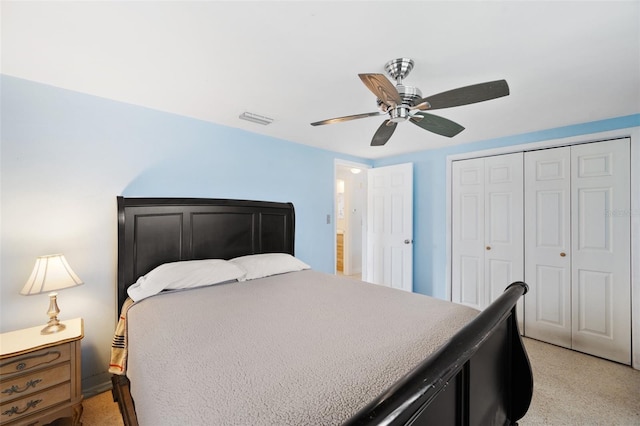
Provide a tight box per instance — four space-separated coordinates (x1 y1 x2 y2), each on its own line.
41 292 65 335
41 320 66 335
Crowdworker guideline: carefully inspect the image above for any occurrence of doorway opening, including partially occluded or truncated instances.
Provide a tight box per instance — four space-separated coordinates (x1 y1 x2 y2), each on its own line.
335 160 369 280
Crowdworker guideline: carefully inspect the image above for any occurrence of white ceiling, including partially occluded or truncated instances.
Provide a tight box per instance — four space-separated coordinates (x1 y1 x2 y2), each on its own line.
2 1 639 159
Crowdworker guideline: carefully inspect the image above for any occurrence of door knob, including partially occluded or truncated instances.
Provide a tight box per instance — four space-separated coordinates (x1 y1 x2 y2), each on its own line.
486 246 491 250
404 239 413 244
560 252 566 257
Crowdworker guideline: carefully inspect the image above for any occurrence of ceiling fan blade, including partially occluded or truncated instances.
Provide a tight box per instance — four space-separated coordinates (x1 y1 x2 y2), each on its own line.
417 79 509 110
358 73 402 107
410 112 465 137
371 120 397 146
311 111 383 126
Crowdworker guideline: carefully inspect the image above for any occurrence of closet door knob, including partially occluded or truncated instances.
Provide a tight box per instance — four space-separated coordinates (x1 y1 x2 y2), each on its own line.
560 252 566 257
486 246 491 250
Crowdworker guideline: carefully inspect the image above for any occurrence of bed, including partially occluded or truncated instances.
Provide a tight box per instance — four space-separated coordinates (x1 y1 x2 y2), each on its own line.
110 196 533 425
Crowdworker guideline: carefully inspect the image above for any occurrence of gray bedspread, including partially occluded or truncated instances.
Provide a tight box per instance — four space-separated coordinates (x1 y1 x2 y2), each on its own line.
126 270 478 425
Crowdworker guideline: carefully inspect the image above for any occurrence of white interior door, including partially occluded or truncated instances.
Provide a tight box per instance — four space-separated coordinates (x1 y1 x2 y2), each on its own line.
525 147 572 347
365 163 413 292
571 139 631 363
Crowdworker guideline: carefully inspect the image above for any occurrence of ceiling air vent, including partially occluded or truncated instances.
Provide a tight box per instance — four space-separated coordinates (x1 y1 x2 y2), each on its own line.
239 112 273 125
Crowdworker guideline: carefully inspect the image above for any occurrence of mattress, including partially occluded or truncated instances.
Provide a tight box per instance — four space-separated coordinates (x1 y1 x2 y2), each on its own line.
126 270 478 425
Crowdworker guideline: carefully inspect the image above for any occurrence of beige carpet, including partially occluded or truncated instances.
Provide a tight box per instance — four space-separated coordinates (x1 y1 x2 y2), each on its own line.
70 338 639 425
45 391 123 426
80 392 124 426
520 338 639 425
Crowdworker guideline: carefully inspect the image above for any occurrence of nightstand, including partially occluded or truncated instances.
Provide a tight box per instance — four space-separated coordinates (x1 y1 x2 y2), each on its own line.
0 318 83 426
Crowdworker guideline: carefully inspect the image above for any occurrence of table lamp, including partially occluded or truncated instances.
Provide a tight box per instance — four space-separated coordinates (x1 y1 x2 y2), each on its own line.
20 254 84 334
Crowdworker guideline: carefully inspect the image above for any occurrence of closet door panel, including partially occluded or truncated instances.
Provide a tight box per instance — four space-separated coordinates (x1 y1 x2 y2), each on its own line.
487 259 513 304
524 147 572 347
536 265 568 326
571 139 631 364
576 270 612 335
460 255 481 306
484 153 524 305
452 158 485 309
452 153 523 318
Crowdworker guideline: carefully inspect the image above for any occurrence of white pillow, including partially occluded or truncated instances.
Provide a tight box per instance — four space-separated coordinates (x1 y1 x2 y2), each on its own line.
230 253 310 281
127 259 246 302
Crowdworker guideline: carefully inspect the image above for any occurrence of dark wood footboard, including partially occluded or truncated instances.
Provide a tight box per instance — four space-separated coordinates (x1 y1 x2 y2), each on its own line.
345 281 533 426
111 282 532 426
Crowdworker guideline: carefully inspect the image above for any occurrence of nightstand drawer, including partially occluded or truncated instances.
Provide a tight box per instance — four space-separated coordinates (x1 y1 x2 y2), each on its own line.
0 345 70 377
0 382 70 424
0 363 70 404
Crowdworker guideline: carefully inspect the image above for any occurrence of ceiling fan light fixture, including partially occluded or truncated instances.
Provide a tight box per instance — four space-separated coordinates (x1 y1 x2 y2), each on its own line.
389 106 410 123
239 112 273 125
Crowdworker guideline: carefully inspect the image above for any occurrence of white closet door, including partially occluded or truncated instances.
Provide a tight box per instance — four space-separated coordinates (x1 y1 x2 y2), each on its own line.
452 157 485 309
452 153 523 313
524 147 572 347
484 153 524 305
571 139 631 364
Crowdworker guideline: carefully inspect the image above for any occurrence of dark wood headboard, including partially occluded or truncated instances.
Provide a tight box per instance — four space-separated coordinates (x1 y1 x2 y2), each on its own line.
116 197 295 312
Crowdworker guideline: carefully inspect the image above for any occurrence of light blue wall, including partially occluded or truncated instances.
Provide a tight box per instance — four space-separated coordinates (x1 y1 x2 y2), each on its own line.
0 75 369 391
374 114 640 299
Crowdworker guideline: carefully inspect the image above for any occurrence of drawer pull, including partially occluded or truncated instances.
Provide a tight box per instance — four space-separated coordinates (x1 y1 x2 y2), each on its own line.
2 379 43 395
2 399 42 417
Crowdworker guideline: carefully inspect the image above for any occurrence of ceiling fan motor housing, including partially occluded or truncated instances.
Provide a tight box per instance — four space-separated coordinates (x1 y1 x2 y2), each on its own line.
377 84 422 122
396 85 423 106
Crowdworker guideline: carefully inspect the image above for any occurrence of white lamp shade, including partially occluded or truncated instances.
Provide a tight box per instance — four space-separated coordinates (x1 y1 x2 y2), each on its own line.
21 254 83 295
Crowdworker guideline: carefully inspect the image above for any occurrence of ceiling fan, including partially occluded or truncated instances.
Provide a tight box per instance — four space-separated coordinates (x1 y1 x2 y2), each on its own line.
310 58 510 146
